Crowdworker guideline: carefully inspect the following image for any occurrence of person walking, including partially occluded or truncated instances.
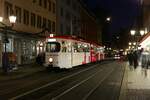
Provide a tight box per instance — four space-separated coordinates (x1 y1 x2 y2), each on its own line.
133 51 138 69
127 52 133 66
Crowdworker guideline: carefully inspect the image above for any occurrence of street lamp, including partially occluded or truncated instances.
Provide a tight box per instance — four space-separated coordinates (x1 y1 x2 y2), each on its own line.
130 30 136 36
0 15 16 73
0 17 3 22
106 17 111 22
130 29 145 36
130 29 145 50
140 30 145 36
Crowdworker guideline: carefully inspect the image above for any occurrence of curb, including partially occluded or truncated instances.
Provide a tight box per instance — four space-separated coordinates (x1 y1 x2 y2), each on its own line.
119 62 128 100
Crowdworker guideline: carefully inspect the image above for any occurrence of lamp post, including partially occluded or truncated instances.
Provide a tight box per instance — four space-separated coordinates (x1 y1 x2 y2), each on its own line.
0 15 16 73
130 29 144 50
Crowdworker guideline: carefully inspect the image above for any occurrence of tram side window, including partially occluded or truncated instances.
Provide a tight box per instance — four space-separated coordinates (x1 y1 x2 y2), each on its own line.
83 46 90 52
61 41 67 52
46 42 60 52
73 43 84 52
73 43 78 52
78 45 84 52
67 42 72 52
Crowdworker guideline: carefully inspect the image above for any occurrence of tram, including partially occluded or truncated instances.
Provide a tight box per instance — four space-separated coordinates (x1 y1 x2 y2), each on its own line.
44 34 105 69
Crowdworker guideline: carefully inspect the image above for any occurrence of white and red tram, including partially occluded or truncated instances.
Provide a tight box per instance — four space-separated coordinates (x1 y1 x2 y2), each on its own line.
44 35 105 69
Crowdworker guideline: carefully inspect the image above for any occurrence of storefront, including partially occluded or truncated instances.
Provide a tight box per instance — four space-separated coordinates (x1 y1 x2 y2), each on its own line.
0 30 44 67
140 32 150 51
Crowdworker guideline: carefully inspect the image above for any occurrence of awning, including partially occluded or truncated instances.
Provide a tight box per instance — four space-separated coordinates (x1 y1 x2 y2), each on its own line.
139 32 150 48
0 26 46 40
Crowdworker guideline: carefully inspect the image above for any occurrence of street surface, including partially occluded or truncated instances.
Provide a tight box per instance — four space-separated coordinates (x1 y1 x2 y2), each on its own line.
119 63 150 100
0 61 125 100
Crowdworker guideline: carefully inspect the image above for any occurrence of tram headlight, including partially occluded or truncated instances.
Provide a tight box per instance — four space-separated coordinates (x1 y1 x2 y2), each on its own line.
49 58 53 63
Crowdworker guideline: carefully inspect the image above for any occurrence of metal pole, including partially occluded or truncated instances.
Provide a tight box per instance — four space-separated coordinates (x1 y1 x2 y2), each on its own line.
4 39 7 72
3 27 8 73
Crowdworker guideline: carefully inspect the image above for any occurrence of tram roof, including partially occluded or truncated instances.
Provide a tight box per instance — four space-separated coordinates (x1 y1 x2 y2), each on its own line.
47 35 103 47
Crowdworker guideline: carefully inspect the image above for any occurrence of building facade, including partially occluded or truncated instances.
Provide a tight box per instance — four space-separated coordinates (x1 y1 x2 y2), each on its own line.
80 3 102 44
0 0 56 66
0 0 102 67
143 0 150 33
56 0 102 45
56 0 82 36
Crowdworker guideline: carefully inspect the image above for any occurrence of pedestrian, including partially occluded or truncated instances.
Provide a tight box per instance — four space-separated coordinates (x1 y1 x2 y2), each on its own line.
133 51 138 69
127 52 133 66
36 53 45 65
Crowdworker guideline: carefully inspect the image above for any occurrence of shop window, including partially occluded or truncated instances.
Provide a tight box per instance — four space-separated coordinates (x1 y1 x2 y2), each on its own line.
3 38 13 52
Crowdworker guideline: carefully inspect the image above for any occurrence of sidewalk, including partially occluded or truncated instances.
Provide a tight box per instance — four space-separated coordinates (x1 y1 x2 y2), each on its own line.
119 62 150 100
0 64 45 81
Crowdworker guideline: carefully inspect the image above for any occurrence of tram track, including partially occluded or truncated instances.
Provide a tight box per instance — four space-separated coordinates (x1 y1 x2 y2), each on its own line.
51 67 114 100
10 61 111 100
0 61 108 99
41 62 124 100
6 61 124 100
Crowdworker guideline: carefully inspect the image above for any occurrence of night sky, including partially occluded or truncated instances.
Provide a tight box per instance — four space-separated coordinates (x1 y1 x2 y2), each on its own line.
83 0 140 48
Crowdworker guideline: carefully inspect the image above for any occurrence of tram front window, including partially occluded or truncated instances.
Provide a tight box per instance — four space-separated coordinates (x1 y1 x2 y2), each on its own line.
46 42 60 52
